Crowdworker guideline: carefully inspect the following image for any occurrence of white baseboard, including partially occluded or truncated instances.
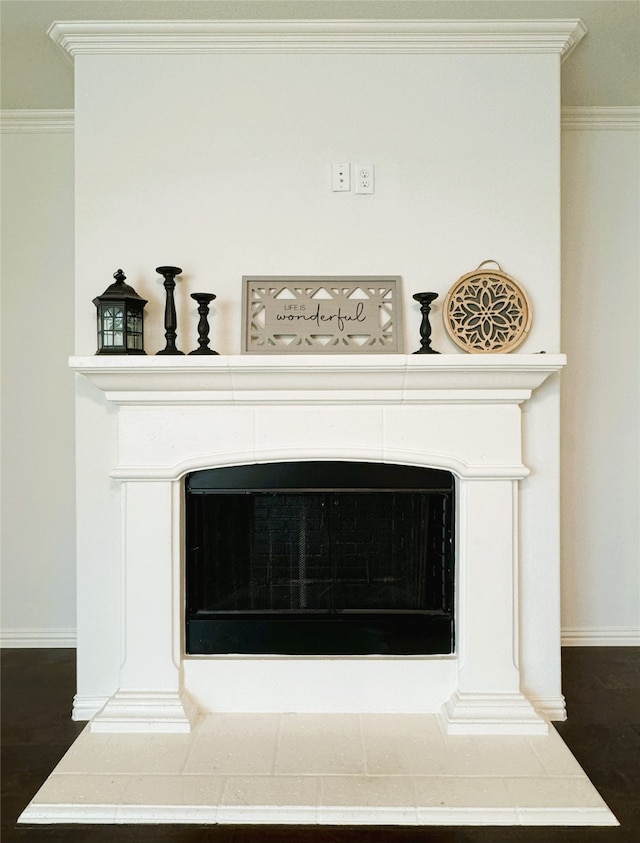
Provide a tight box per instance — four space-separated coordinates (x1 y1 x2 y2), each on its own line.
0 628 77 648
73 694 109 721
529 695 567 722
562 627 640 647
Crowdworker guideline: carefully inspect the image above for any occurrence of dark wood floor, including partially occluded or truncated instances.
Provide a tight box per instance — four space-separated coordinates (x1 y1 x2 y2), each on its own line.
2 647 638 842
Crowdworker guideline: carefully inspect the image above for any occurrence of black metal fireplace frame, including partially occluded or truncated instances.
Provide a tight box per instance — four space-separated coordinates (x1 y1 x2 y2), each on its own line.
185 461 455 656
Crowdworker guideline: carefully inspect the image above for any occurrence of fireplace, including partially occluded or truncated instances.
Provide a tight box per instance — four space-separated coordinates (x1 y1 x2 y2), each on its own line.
185 461 455 656
21 17 623 827
67 353 565 734
22 357 620 827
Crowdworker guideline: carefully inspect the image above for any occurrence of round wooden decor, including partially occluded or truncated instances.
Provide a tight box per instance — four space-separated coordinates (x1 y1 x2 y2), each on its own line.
443 261 532 353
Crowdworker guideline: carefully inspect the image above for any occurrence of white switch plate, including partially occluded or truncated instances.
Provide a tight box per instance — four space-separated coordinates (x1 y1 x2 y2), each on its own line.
355 164 374 194
331 163 350 192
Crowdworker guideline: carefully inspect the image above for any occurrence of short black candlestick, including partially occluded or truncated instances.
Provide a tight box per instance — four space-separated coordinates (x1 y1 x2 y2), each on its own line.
156 266 184 355
413 292 440 354
189 293 219 355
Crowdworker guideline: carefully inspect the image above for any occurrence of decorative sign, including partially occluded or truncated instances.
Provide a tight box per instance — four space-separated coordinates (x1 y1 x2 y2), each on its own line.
443 261 532 354
242 277 403 354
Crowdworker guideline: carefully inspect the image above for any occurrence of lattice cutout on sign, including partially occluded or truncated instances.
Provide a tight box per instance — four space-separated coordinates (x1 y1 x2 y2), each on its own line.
242 277 402 353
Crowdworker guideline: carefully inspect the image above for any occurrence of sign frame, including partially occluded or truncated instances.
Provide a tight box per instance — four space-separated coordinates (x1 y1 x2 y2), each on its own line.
241 276 403 354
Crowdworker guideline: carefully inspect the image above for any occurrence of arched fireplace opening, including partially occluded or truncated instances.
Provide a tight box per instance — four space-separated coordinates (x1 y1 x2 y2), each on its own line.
185 461 455 656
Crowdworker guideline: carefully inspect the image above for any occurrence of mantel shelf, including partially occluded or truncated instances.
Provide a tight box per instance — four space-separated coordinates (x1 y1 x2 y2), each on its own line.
70 354 566 405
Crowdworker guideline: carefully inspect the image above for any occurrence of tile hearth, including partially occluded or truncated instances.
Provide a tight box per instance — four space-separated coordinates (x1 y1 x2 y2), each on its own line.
20 713 616 826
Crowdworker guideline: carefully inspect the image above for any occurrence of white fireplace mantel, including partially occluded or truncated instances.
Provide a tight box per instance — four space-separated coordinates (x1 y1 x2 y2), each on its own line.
70 351 566 735
70 353 566 405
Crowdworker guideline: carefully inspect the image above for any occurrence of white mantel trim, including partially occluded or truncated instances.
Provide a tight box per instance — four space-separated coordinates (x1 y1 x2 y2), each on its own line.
110 449 529 483
48 19 587 61
70 354 566 406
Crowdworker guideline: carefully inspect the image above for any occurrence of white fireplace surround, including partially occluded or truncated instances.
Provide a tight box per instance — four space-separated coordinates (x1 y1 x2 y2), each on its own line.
71 354 565 736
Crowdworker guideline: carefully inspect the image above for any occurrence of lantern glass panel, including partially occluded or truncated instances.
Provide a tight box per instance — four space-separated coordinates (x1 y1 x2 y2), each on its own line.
126 310 144 351
101 305 125 349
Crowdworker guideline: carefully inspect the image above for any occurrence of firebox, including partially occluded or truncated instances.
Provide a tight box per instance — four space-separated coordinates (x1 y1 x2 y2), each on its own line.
185 461 455 656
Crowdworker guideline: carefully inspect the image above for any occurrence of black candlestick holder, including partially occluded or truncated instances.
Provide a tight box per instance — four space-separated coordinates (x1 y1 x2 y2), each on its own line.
413 292 440 354
156 266 184 355
189 293 219 355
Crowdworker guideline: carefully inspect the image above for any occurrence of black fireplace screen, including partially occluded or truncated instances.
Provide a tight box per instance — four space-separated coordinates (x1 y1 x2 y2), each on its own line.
185 462 454 656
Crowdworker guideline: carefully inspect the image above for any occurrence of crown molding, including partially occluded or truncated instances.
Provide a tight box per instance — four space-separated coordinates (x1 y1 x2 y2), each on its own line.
0 109 74 133
4 105 635 136
561 106 640 131
47 19 587 61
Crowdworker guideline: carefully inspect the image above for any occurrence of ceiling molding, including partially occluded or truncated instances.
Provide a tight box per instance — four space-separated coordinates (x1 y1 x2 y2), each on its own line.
47 19 587 62
0 109 74 133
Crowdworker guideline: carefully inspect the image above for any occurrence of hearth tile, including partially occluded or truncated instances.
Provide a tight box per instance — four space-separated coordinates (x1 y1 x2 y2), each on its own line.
121 774 224 806
506 776 613 809
318 805 419 825
436 735 546 777
361 714 446 775
506 777 619 825
275 713 366 775
219 775 319 823
414 775 513 808
321 775 418 809
27 772 130 806
527 727 591 776
318 778 419 826
183 714 280 775
54 732 192 776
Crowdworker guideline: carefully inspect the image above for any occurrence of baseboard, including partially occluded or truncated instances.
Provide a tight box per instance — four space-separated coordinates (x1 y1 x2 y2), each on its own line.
529 695 567 722
73 694 109 721
0 628 77 648
562 627 640 647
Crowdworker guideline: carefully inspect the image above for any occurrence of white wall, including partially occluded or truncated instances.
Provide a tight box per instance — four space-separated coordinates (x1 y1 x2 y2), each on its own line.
0 115 76 645
73 51 562 356
1 107 638 651
560 113 640 645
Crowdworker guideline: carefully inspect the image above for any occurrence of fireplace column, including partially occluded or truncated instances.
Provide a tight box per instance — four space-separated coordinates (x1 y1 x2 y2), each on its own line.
90 480 194 733
441 477 548 735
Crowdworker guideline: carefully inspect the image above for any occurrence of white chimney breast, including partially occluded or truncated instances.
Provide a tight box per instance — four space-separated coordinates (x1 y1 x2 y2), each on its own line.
52 19 584 731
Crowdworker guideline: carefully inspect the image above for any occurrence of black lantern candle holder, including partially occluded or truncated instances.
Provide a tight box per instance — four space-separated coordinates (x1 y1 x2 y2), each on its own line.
412 292 440 355
93 269 147 355
189 293 219 355
156 265 184 355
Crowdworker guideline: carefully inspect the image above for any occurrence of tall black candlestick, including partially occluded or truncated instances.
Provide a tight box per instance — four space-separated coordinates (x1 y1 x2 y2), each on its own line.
189 293 219 355
156 265 184 355
412 292 440 354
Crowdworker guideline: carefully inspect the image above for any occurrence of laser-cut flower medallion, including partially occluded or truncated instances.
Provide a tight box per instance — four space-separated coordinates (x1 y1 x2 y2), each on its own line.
443 262 532 353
